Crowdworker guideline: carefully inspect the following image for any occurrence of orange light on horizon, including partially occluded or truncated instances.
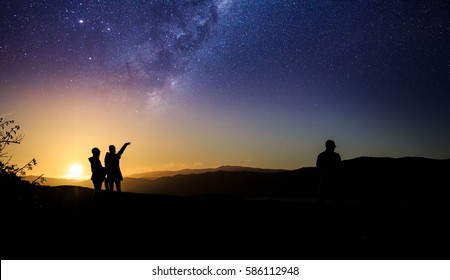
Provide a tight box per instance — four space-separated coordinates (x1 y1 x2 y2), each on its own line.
63 164 87 180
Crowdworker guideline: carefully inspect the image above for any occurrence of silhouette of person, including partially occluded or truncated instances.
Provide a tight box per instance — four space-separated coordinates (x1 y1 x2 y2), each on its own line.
89 147 106 196
104 142 130 193
316 139 342 202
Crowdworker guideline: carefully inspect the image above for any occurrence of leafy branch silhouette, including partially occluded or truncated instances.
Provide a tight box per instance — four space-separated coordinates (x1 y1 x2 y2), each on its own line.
1 117 46 211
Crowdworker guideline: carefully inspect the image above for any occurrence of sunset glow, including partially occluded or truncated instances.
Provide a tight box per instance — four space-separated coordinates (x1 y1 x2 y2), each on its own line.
65 164 85 180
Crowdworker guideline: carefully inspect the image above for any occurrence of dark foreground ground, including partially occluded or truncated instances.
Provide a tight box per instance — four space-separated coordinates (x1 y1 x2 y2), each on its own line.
3 185 449 260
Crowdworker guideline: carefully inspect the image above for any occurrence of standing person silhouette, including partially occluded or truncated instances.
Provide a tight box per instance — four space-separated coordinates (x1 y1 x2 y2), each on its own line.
104 142 130 193
316 139 342 203
89 147 106 197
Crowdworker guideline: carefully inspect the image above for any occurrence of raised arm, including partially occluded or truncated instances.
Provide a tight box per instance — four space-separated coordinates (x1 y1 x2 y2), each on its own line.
117 142 131 156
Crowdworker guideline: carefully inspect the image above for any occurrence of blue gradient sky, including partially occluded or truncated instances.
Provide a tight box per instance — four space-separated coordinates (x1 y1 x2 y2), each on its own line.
1 1 449 178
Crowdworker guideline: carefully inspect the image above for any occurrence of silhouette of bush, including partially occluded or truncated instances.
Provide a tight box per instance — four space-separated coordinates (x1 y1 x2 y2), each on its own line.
1 118 44 210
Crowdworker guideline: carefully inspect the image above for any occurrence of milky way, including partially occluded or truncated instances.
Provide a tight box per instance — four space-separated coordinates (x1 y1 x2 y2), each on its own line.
1 0 238 108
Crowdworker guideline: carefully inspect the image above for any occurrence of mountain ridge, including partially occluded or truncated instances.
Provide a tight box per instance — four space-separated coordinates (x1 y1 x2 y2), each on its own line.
128 165 289 179
25 156 450 198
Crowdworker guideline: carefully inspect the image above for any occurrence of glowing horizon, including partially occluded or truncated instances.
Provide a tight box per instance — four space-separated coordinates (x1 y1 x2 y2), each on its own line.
4 85 449 179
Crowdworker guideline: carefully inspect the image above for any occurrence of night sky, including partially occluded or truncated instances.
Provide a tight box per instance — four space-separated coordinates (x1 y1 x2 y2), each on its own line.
1 0 449 178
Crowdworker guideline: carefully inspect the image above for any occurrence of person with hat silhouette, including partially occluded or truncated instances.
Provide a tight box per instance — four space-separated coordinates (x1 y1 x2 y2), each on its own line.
89 147 106 196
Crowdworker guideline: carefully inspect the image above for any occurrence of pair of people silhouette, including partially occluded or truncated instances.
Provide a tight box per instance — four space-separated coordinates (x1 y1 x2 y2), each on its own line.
88 142 131 195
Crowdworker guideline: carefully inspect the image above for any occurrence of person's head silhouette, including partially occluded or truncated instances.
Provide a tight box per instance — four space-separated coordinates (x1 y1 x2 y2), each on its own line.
92 147 100 157
325 140 336 151
109 145 116 154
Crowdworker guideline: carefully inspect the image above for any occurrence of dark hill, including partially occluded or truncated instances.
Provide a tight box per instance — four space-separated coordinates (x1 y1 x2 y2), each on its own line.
124 157 450 198
26 157 450 198
2 156 450 260
128 165 288 179
341 157 450 198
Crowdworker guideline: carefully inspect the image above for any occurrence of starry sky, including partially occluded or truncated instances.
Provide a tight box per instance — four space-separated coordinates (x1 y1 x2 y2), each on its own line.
1 0 449 179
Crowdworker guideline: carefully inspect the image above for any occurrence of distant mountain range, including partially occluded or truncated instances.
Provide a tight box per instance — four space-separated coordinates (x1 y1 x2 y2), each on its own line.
128 165 288 179
25 165 288 190
25 157 450 198
24 176 93 188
